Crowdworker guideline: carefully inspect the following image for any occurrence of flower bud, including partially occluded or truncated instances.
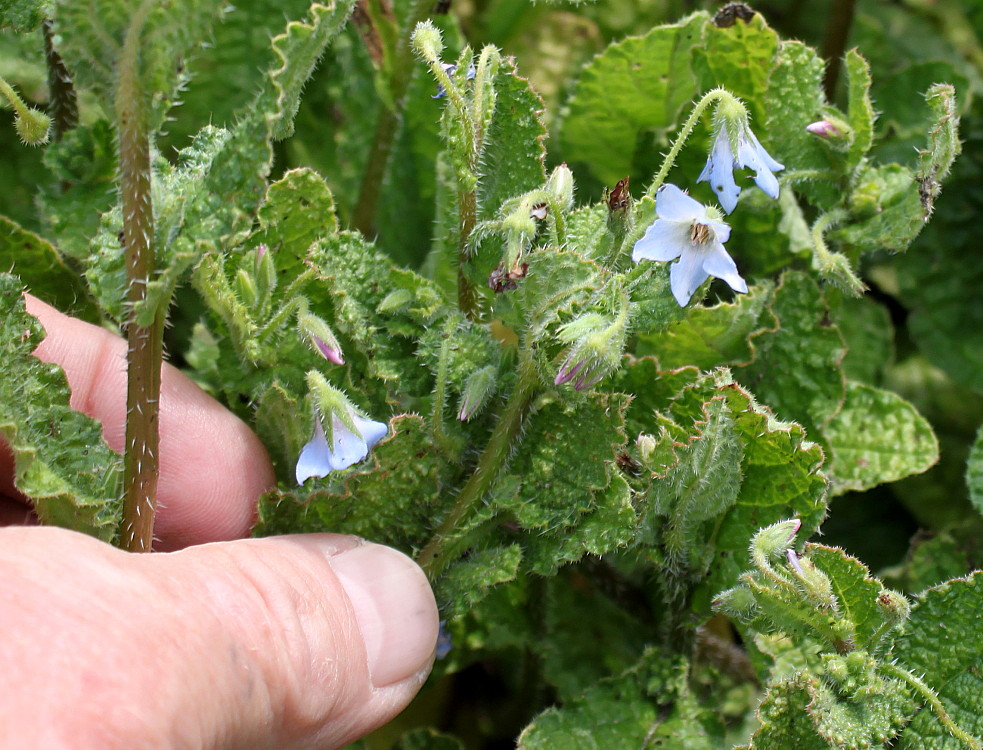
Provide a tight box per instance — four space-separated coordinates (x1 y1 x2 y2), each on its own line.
713 584 758 620
554 308 627 391
298 310 345 365
604 177 633 236
546 163 575 213
636 433 657 463
15 108 51 146
876 589 911 624
786 550 835 609
254 244 277 301
411 21 444 62
234 268 259 309
377 288 414 314
805 117 850 140
750 519 801 562
458 365 497 420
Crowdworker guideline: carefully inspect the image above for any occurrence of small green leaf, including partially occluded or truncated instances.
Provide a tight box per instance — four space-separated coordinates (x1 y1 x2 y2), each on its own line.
806 544 885 651
0 273 121 540
845 49 875 172
438 544 523 617
822 381 939 495
917 83 961 218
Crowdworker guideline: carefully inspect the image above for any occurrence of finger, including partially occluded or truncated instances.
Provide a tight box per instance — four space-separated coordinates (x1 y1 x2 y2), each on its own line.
0 527 439 749
23 295 275 549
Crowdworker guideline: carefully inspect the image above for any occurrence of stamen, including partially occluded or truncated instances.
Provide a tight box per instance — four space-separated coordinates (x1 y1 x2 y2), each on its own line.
690 221 711 244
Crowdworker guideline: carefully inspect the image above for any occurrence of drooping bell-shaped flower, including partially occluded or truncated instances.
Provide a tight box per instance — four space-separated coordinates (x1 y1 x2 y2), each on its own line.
295 373 388 484
698 118 784 214
631 184 747 307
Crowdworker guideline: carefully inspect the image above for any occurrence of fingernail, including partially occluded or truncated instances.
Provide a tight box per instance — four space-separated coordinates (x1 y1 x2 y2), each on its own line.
329 543 439 687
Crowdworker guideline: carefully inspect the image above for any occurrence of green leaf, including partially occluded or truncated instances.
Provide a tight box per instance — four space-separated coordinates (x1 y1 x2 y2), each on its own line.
0 273 121 540
832 296 894 385
745 671 914 750
822 381 939 495
256 415 440 553
559 13 704 185
635 282 775 370
0 215 96 318
883 531 975 594
834 163 927 254
845 49 875 172
967 424 983 517
391 728 466 750
519 650 722 749
691 10 778 118
917 83 961 218
514 248 601 341
253 167 338 268
806 545 885 651
738 271 846 442
438 544 523 617
0 0 48 31
895 573 983 749
477 58 548 221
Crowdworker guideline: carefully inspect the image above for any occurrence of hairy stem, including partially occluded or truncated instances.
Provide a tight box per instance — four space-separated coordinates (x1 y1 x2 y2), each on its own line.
645 88 734 200
417 346 539 579
118 0 161 553
352 0 433 235
42 19 79 139
457 188 479 318
430 316 463 457
879 662 982 750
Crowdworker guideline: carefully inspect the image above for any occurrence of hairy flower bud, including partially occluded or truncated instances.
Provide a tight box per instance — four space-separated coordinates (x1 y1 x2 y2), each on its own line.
546 163 575 213
15 108 51 145
876 589 911 624
750 518 801 563
458 365 497 420
298 310 345 365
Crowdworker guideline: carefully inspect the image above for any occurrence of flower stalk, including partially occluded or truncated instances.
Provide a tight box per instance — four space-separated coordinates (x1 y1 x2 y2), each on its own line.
118 0 162 553
418 345 539 579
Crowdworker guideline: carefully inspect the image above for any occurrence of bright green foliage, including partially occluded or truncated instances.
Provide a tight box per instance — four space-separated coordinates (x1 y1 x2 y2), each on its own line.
0 216 96 317
895 573 983 749
967 424 983 515
559 13 703 185
0 273 121 539
823 381 939 495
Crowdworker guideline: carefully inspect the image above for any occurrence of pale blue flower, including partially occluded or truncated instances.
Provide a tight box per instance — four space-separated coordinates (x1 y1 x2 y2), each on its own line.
295 411 388 484
698 122 784 214
632 184 747 307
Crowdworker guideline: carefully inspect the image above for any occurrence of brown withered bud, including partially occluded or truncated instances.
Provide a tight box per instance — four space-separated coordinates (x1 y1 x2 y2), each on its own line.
712 2 755 28
488 262 529 293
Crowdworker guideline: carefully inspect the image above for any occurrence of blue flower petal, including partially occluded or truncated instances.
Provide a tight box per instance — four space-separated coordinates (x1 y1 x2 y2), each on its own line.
655 183 704 221
352 413 389 450
328 414 370 471
698 129 742 214
702 242 748 295
631 218 689 263
669 246 710 307
296 419 333 484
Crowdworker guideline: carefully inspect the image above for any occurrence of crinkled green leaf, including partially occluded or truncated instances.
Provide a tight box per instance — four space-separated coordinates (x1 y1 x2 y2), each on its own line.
745 671 915 750
691 10 778 118
895 572 983 749
519 650 721 749
832 296 894 385
494 392 627 531
255 415 440 552
835 163 927 254
883 531 975 594
0 273 121 540
738 271 846 442
0 215 96 318
438 544 523 617
559 13 704 184
823 381 938 495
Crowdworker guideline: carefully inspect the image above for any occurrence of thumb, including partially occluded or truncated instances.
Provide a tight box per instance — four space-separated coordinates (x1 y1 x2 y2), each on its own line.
0 528 439 750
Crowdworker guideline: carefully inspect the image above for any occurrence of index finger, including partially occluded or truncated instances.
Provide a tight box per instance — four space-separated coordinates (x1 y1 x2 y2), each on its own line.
23 295 275 550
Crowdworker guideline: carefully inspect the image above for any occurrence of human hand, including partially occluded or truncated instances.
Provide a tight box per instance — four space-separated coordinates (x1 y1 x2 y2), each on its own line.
0 297 439 749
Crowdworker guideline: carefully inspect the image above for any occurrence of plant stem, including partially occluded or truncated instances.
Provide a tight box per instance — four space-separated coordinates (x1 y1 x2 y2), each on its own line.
352 0 432 235
42 19 79 139
645 88 733 200
417 346 539 579
430 315 462 456
821 0 857 101
117 0 161 553
879 662 982 750
457 188 479 318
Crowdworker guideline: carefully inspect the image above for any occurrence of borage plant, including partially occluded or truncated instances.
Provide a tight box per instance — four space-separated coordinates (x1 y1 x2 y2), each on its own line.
1 0 981 747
